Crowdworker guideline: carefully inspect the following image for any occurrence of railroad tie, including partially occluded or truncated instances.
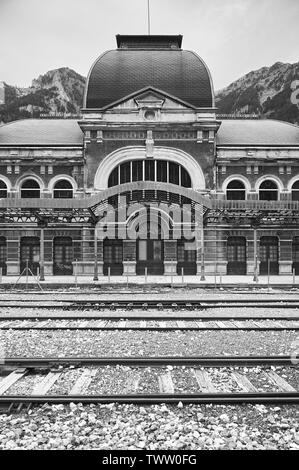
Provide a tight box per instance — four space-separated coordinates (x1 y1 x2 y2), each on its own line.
69 369 97 395
31 371 62 395
265 371 296 392
158 371 175 394
159 321 166 328
215 321 230 329
196 321 208 329
95 320 107 327
140 321 147 328
124 375 140 394
0 369 27 395
231 372 258 392
194 370 216 393
176 321 186 328
118 320 127 328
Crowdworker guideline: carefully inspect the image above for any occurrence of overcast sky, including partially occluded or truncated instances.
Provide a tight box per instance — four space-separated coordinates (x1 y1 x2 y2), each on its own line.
0 0 298 90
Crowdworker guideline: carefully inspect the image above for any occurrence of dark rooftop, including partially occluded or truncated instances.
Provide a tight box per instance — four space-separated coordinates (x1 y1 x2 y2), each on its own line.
85 35 214 109
116 35 183 49
217 119 299 146
0 119 83 146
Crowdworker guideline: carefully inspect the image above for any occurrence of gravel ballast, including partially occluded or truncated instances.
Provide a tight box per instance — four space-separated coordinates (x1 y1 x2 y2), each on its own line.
0 403 298 450
2 329 298 357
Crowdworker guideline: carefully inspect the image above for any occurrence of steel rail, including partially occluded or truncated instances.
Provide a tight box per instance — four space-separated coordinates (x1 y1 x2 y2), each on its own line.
0 324 298 331
1 392 299 407
0 315 298 321
1 356 295 368
2 298 299 303
1 302 299 310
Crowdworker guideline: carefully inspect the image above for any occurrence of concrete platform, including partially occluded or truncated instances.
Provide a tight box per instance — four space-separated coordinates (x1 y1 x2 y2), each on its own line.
0 274 299 289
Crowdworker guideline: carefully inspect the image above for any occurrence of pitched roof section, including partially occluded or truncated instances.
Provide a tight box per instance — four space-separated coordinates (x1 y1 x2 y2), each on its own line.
217 119 299 146
84 47 214 109
0 119 83 146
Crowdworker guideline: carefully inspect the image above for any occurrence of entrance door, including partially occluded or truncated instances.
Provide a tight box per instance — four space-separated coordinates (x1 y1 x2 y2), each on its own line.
136 240 164 275
177 240 196 275
292 237 299 274
0 237 7 275
53 237 73 275
260 236 279 275
227 237 247 275
103 239 123 275
20 237 40 275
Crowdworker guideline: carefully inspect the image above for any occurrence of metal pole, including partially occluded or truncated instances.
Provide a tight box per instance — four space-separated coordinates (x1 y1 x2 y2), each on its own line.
200 226 205 281
293 268 296 286
214 265 217 290
147 0 151 35
181 267 184 285
108 266 111 283
37 267 40 281
145 267 147 284
171 266 174 287
267 258 270 292
75 259 78 288
26 260 29 290
93 227 98 281
253 228 258 282
39 227 45 281
0 267 2 283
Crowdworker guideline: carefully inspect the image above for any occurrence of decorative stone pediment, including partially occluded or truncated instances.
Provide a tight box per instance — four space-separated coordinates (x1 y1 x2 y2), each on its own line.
107 87 194 111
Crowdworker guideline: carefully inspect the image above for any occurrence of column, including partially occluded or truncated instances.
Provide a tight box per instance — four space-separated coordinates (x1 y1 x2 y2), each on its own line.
93 227 98 281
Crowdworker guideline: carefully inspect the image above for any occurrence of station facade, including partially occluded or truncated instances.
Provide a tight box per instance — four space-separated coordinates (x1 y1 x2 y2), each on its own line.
1 35 299 278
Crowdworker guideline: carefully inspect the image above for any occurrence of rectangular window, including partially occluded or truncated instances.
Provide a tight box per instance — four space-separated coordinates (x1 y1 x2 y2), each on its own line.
145 160 154 181
157 161 167 182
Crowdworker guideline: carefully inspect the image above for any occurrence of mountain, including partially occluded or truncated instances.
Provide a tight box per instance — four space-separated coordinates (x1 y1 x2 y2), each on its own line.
1 61 299 125
215 61 299 125
0 68 85 124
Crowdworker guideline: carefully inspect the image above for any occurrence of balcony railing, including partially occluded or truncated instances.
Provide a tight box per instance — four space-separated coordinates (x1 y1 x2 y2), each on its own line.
211 199 299 210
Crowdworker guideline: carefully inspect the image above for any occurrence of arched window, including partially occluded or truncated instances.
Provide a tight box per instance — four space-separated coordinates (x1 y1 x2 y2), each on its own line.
292 181 299 201
108 160 191 188
259 180 278 201
53 180 73 198
226 180 246 200
0 180 7 198
20 179 40 198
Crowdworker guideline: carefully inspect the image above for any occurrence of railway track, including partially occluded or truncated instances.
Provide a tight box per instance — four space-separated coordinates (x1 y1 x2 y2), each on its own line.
1 318 299 330
1 298 299 310
0 356 298 412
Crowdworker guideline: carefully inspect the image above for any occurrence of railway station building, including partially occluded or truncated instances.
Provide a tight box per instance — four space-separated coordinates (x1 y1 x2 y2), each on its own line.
1 34 299 279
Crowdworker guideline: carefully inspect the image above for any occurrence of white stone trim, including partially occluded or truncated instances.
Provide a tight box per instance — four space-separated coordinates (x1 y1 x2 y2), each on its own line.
94 146 206 190
15 173 45 192
254 175 284 192
0 174 12 191
221 175 251 193
287 175 299 192
48 175 78 192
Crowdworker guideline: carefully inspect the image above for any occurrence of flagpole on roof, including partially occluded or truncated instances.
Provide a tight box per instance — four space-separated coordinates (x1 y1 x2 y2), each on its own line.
147 0 151 35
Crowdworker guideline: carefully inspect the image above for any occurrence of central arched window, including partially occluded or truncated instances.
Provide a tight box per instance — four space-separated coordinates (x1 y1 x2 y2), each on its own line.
292 181 299 201
20 179 40 198
53 180 73 198
0 180 7 198
226 180 246 200
108 160 191 188
259 180 278 201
